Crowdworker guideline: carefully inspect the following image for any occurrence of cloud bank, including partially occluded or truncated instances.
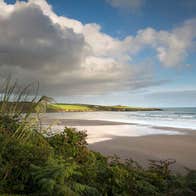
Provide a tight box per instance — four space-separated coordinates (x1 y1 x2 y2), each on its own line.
0 0 195 96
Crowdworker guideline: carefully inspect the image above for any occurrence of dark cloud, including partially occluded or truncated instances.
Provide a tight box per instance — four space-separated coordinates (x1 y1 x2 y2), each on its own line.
0 4 88 72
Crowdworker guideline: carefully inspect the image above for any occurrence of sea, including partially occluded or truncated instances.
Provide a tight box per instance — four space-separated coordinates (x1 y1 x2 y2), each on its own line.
44 107 196 130
43 108 196 143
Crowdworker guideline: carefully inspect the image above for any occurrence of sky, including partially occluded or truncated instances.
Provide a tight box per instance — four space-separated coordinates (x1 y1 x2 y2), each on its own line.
0 0 196 107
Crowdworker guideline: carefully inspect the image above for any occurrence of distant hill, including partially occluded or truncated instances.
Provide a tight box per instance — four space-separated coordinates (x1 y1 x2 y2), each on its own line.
47 103 161 112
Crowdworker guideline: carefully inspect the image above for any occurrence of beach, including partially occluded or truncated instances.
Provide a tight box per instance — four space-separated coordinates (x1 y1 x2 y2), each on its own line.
42 110 196 173
89 133 196 172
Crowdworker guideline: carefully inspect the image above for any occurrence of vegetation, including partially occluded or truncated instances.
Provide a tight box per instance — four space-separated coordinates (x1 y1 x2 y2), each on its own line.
0 80 195 195
47 103 162 112
47 104 93 112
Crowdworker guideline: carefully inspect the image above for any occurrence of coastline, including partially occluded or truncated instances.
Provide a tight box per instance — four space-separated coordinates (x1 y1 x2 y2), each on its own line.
41 118 133 126
42 118 196 134
42 118 196 172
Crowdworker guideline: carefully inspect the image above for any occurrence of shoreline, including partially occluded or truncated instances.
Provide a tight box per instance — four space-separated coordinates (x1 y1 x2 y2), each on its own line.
42 118 196 172
42 118 196 133
42 118 132 126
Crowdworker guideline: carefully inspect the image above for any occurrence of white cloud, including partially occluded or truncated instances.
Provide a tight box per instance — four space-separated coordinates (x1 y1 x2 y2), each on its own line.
0 0 195 97
125 19 196 67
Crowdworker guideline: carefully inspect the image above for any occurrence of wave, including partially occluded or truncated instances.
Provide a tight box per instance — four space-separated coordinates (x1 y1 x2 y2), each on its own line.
42 108 196 130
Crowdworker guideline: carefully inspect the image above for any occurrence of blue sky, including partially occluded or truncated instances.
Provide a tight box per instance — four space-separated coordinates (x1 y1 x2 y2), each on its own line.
46 0 196 35
1 0 196 107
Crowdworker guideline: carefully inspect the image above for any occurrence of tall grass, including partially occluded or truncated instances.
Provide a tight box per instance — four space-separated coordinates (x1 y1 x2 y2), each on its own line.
0 77 38 115
0 78 48 144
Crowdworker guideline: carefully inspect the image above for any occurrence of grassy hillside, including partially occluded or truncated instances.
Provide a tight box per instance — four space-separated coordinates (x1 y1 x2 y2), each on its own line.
47 103 161 112
47 104 93 112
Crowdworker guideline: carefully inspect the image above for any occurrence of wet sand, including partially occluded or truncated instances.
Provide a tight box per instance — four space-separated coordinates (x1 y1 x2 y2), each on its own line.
42 118 132 126
89 134 196 172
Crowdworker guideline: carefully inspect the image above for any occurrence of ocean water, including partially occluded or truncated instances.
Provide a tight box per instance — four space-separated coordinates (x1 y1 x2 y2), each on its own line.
43 107 196 130
42 108 196 143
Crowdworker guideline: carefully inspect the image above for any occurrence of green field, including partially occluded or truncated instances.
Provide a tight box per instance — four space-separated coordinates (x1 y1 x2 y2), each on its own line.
47 103 161 112
47 104 93 112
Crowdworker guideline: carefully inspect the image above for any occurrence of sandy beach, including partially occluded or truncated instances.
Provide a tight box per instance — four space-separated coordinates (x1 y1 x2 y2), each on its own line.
89 134 196 172
42 117 196 172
